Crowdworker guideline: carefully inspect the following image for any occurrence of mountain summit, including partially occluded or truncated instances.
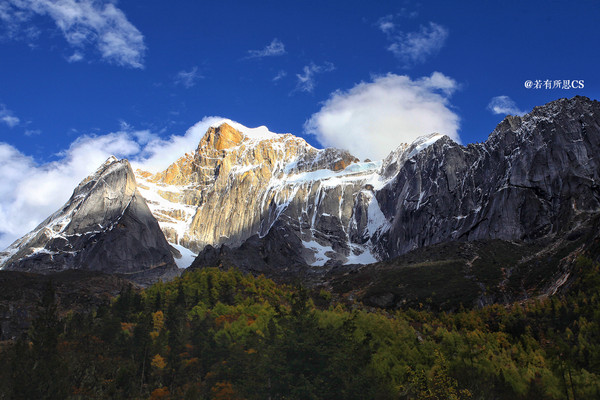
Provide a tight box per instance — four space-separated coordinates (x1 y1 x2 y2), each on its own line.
2 96 600 286
135 121 372 266
0 157 179 285
188 96 600 277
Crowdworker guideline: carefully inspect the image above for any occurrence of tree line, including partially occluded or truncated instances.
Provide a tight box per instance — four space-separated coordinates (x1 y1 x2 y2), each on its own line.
1 256 599 399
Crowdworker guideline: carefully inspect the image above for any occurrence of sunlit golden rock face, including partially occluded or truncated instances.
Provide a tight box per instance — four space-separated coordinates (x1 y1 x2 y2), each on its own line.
203 123 244 151
135 122 376 261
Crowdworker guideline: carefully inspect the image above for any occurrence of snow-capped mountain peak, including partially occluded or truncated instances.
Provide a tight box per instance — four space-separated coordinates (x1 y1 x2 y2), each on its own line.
5 96 600 280
0 156 179 285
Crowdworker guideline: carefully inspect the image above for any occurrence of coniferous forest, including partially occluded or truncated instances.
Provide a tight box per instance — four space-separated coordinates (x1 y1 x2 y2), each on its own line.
1 256 600 400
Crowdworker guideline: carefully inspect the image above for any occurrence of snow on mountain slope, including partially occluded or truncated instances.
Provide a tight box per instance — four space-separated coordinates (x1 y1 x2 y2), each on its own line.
0 156 129 266
133 121 444 267
0 157 179 284
139 97 600 271
211 119 281 142
4 96 598 278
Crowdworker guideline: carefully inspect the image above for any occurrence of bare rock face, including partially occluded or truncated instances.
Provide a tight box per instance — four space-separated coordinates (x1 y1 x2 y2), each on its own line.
3 97 599 285
0 157 179 285
15 96 584 279
376 96 600 258
135 122 380 266
186 96 600 279
190 221 309 279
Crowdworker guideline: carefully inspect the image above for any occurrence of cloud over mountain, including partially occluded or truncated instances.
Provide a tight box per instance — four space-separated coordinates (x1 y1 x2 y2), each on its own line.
305 72 461 160
0 116 236 249
487 96 526 116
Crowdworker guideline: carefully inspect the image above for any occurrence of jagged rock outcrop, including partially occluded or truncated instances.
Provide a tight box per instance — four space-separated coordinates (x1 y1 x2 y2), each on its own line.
135 121 382 265
190 221 310 280
187 96 600 276
376 95 600 258
6 97 598 284
0 157 180 285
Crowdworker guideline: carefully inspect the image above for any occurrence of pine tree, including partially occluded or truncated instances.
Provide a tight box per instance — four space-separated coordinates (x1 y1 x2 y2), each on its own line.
27 281 68 399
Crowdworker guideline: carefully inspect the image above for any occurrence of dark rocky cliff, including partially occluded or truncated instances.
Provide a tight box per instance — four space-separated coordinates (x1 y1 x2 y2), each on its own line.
191 96 600 283
0 157 180 286
377 95 600 258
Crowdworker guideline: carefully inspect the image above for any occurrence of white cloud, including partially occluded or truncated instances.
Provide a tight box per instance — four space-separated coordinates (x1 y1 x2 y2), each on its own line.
487 95 525 116
377 15 395 34
246 38 286 58
272 70 287 82
1 0 145 68
295 62 335 93
66 51 84 63
380 20 448 67
304 72 461 160
0 116 236 249
174 66 202 88
0 1 39 40
0 104 20 127
0 131 141 249
24 129 41 136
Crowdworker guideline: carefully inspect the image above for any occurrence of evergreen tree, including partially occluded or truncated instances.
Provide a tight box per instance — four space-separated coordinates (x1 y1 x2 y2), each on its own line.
27 281 68 399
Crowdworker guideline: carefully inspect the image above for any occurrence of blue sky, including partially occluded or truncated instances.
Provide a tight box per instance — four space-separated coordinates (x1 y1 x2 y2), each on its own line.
0 0 599 247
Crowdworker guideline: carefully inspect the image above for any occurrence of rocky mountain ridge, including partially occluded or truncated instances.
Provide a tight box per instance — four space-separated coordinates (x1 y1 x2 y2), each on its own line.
187 96 600 276
374 95 600 258
0 157 179 285
1 96 599 293
134 120 396 266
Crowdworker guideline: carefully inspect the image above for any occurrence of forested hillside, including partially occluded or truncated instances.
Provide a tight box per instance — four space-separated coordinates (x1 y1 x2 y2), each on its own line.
1 257 599 399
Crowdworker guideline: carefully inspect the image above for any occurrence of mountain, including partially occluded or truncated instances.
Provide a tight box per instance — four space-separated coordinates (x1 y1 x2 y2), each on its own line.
375 95 600 258
136 122 455 271
134 120 382 266
2 96 599 292
186 96 600 279
0 157 179 286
